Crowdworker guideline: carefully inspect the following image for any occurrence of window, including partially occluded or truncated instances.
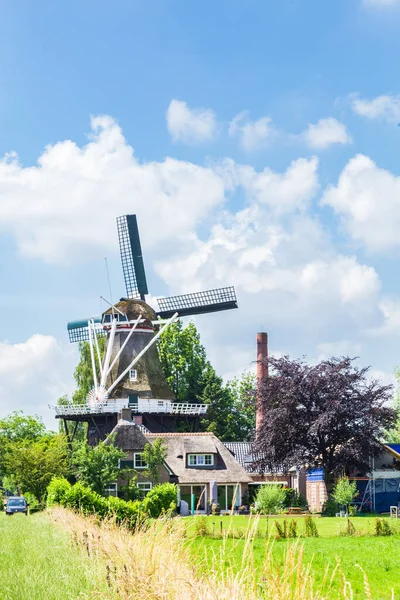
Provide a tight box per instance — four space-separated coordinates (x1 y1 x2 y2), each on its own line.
130 369 137 381
104 482 118 496
134 453 148 469
137 482 152 498
188 454 214 466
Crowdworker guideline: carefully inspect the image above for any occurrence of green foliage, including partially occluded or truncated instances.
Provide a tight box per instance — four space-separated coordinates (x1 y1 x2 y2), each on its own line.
322 497 340 516
254 484 286 515
22 491 40 513
142 482 177 518
304 516 319 537
47 478 176 526
72 436 124 495
288 519 298 538
0 411 47 442
194 516 209 537
47 477 72 506
142 439 167 485
158 320 207 404
158 319 256 440
332 477 358 509
375 518 392 536
5 434 70 504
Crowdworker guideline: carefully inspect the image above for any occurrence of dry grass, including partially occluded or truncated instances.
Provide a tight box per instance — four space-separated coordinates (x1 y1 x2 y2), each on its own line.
48 507 377 600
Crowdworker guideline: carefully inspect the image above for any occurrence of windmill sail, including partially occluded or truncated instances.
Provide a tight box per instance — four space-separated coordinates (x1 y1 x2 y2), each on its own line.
67 317 105 343
117 215 148 301
156 286 238 318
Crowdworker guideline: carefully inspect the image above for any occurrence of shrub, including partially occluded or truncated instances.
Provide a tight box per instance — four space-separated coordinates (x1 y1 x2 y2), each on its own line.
322 497 339 516
288 519 298 538
375 518 392 536
47 478 176 527
274 519 287 539
142 483 177 518
255 484 286 515
304 516 319 537
47 477 72 506
23 491 40 513
194 516 209 537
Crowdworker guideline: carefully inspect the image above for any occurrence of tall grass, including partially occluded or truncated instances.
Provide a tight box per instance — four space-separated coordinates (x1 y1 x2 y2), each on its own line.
48 507 384 600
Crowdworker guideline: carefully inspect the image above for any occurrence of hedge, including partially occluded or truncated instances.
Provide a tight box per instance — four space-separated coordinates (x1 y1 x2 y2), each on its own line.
47 478 177 527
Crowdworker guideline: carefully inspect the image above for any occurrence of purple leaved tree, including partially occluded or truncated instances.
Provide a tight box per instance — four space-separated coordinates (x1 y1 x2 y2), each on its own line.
255 356 396 489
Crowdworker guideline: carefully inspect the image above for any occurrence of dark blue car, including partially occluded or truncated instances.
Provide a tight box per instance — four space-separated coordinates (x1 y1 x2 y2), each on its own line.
5 496 28 516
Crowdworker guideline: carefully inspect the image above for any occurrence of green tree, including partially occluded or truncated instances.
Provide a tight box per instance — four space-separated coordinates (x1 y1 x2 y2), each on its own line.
224 372 256 441
254 484 286 535
142 439 167 485
0 411 47 442
332 477 358 515
200 364 235 441
73 436 124 495
5 435 70 505
158 320 207 404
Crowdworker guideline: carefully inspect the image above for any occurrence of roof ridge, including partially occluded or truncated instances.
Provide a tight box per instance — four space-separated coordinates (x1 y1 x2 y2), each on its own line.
145 432 215 437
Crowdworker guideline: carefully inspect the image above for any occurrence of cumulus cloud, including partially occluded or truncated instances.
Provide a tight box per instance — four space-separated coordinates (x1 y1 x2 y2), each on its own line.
351 94 400 123
302 118 352 149
228 111 276 151
0 335 75 427
321 154 400 252
166 99 217 144
0 115 225 263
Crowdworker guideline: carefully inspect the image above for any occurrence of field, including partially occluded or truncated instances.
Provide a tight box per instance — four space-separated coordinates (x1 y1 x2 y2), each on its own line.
0 511 106 599
1 510 400 599
185 515 400 599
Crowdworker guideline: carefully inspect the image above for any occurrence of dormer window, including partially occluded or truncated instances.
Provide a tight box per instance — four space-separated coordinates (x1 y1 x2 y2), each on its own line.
130 369 137 381
188 454 214 466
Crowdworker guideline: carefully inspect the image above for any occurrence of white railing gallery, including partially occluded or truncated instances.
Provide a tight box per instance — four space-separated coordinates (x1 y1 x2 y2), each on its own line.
54 398 207 417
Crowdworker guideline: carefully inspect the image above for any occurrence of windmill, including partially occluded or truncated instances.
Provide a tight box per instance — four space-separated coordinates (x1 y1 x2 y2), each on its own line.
54 214 238 443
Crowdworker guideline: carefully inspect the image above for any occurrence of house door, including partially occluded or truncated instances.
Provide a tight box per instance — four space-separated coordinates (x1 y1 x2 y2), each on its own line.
179 485 207 514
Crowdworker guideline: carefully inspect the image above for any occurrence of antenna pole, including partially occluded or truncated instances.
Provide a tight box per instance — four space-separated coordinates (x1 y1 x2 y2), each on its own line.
106 312 179 395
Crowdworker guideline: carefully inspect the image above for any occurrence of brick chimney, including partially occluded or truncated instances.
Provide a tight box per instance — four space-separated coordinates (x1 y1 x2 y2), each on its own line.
256 332 268 435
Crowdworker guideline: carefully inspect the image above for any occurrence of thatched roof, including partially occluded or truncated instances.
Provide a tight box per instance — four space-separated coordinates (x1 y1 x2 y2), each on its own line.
146 433 252 484
105 419 148 451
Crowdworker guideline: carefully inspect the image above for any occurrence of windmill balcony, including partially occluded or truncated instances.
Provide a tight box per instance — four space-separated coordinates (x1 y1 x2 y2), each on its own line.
53 398 208 417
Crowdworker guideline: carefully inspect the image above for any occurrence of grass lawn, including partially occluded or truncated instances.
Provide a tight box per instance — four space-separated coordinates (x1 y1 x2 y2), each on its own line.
0 511 107 600
185 515 400 599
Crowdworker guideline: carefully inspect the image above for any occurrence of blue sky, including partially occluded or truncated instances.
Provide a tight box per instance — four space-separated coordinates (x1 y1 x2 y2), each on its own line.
1 0 400 426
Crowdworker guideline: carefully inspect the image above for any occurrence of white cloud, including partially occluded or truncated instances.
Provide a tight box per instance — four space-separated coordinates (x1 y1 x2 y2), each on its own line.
351 94 400 123
302 118 352 149
216 156 319 214
228 111 276 151
0 335 75 428
166 99 217 144
0 115 225 263
321 154 400 252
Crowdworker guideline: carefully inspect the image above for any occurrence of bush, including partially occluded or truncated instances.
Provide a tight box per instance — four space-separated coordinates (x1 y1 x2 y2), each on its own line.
194 516 209 537
23 491 40 513
47 478 177 527
375 518 392 536
274 519 287 539
142 483 177 518
255 484 286 515
47 477 72 506
288 519 298 538
322 497 339 516
304 516 319 537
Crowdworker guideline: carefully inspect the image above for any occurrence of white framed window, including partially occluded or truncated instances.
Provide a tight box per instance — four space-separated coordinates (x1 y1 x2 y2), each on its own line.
130 369 137 382
188 454 214 466
137 482 152 497
134 453 148 469
104 482 118 493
